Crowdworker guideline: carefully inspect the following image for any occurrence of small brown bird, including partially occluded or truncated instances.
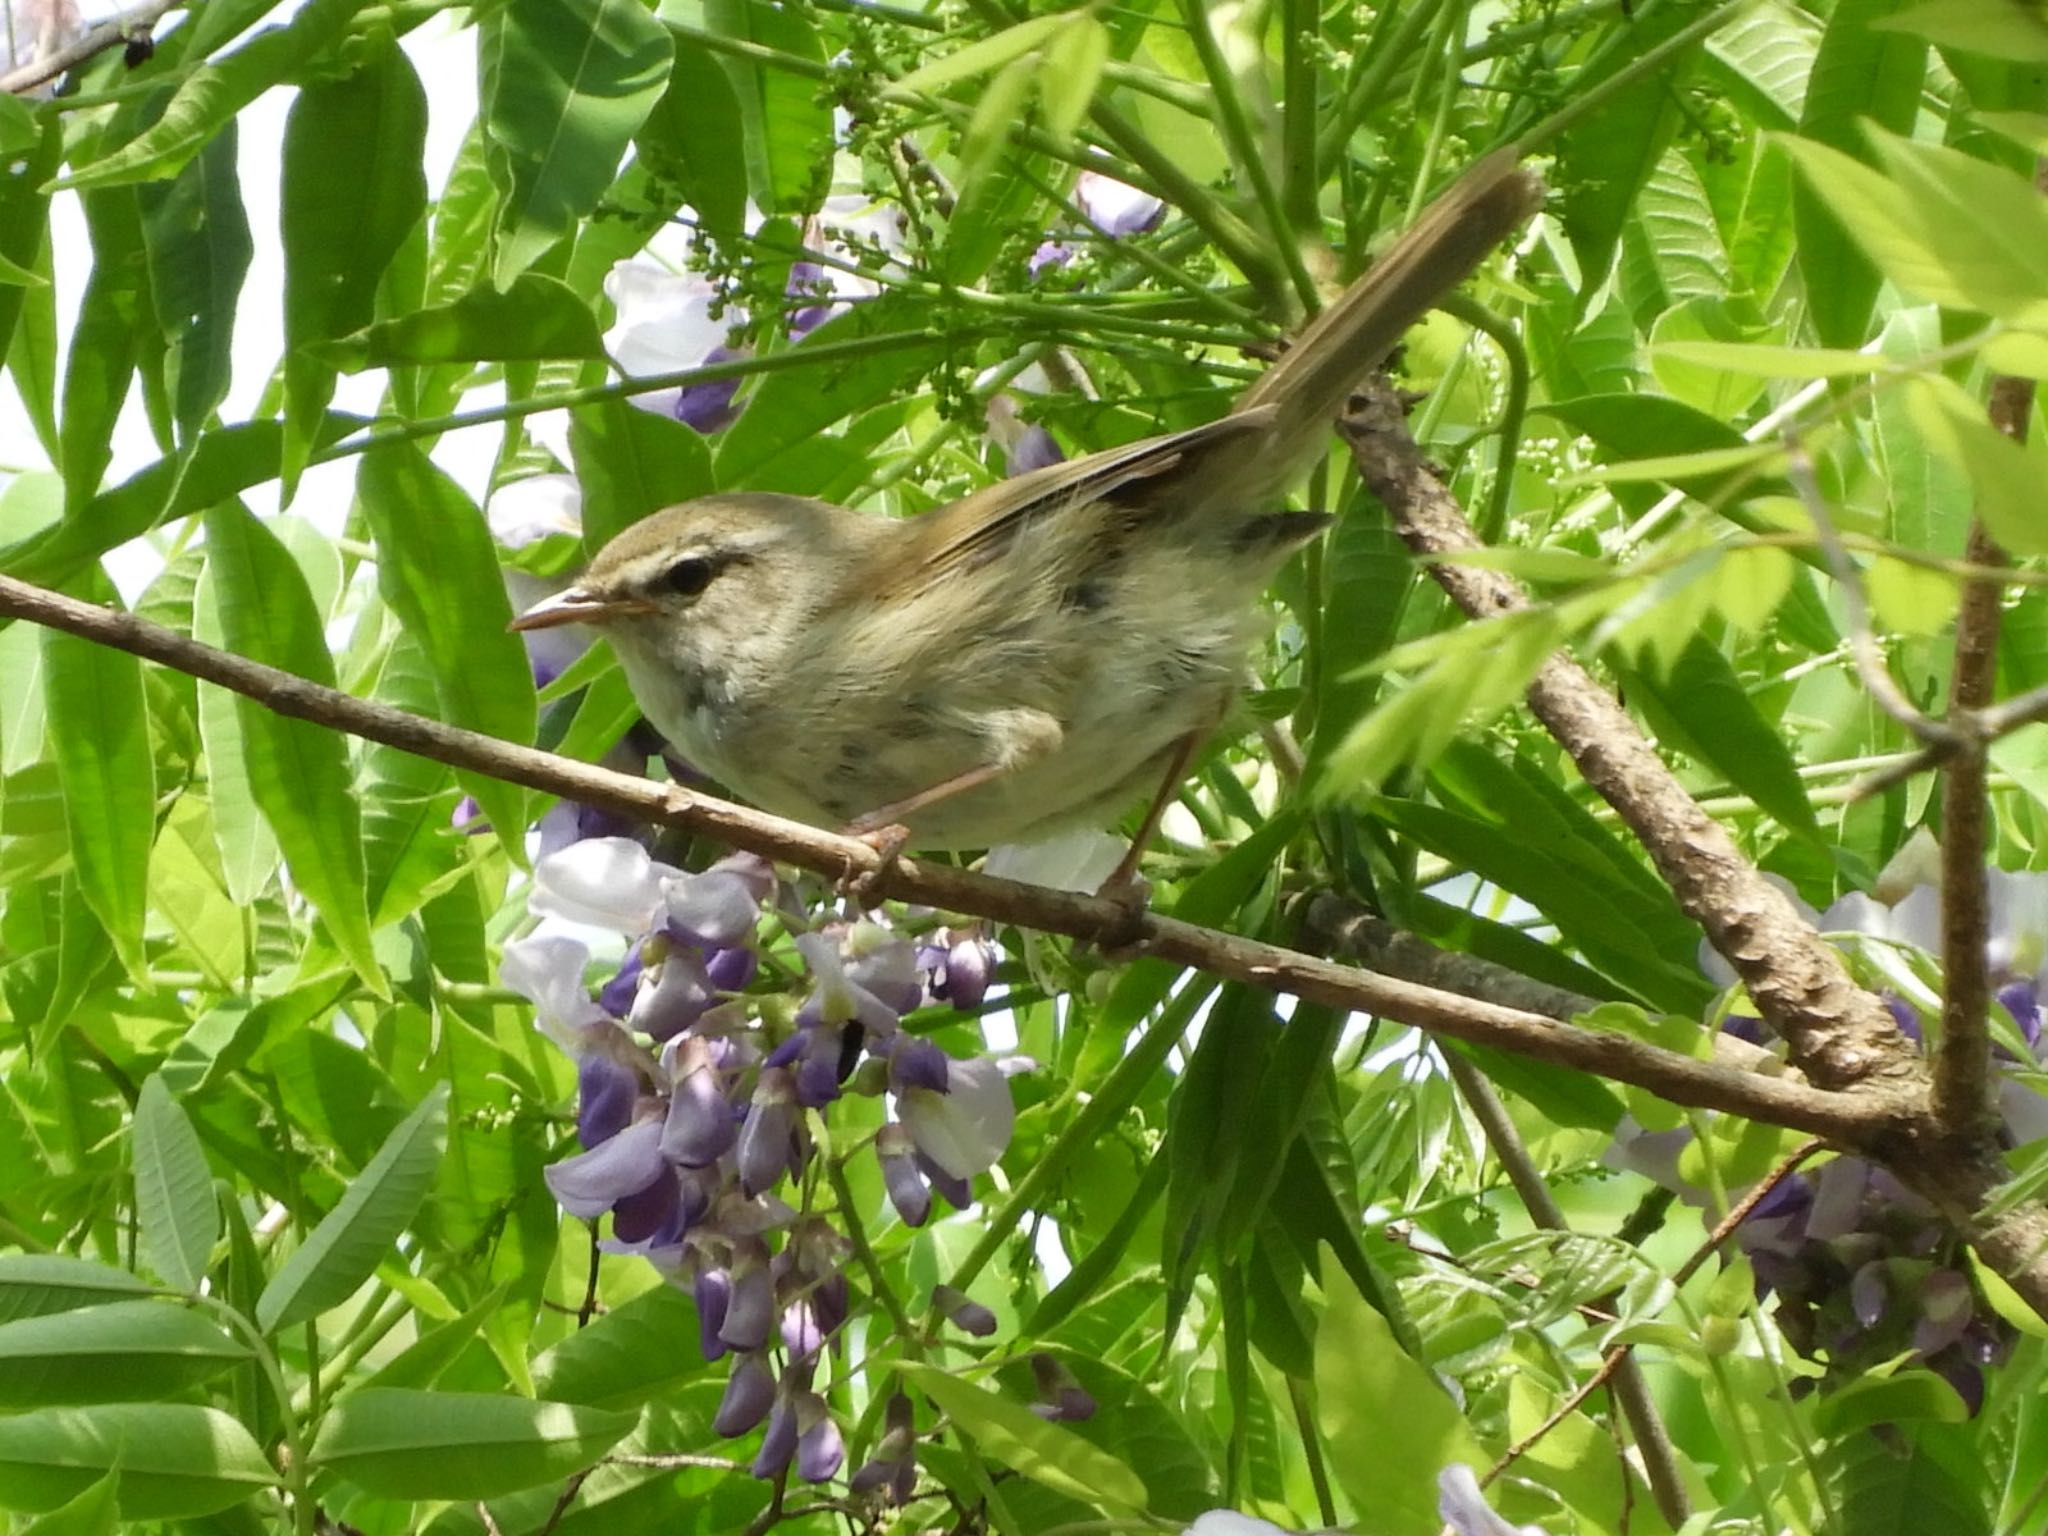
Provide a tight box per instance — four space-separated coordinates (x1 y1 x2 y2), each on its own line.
514 152 1543 885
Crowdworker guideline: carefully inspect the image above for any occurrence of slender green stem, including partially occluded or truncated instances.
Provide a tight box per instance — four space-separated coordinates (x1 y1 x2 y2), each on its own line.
1279 0 1319 235
1318 0 1446 172
1177 0 1318 309
305 327 994 468
1511 0 1752 154
823 1155 918 1344
204 1299 317 1536
1440 292 1530 542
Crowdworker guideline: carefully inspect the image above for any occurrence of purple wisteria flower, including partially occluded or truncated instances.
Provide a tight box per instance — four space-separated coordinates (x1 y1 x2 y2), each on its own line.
786 192 907 337
500 842 1018 1476
604 257 746 433
848 1391 918 1504
1031 169 1166 274
1437 1465 1546 1536
1616 850 2048 1412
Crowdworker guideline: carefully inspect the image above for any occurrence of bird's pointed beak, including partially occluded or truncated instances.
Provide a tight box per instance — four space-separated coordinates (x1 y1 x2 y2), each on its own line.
507 587 659 632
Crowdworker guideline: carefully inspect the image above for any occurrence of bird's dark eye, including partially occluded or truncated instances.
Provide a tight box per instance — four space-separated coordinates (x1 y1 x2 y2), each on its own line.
662 556 716 597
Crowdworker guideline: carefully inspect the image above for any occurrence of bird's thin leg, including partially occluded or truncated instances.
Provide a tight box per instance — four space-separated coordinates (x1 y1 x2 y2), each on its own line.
836 760 1017 907
1098 729 1206 904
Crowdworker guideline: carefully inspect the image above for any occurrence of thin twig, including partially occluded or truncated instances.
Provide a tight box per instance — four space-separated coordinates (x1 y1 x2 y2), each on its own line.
1933 372 2034 1136
0 571 1906 1145
1781 431 1953 748
1480 1139 1824 1490
2 0 180 93
1438 1050 1689 1529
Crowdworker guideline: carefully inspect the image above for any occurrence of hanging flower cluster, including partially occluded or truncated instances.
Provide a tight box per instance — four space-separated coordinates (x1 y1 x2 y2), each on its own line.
1616 852 2048 1412
500 836 1010 1485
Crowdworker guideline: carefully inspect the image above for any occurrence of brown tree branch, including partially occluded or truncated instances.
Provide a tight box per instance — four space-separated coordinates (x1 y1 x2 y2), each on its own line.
1 0 181 94
1337 377 2048 1320
1934 373 2034 1136
0 569 1901 1149
1338 380 1923 1101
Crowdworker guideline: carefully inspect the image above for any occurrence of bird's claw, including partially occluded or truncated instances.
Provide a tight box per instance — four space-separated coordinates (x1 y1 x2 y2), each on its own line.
1089 866 1154 959
838 821 910 908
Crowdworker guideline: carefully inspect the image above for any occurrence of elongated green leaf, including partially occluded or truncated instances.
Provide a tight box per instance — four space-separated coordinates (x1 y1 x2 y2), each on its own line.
1619 637 1821 838
0 1404 276 1518
568 397 716 551
325 274 601 370
58 193 149 519
1037 17 1109 141
1904 374 2048 555
0 1258 152 1325
17 1468 117 1536
190 564 279 905
1793 0 1927 347
280 32 427 488
54 0 371 190
132 1076 220 1292
897 13 1065 92
530 1285 707 1407
1818 1425 1990 1536
1875 0 2048 60
714 297 948 490
200 503 381 990
0 114 61 373
255 1084 447 1333
307 1388 635 1498
702 0 827 215
1316 1248 1485 1535
633 44 747 241
356 441 536 849
481 0 672 285
0 1301 245 1408
137 124 251 444
40 596 153 979
897 1363 1147 1513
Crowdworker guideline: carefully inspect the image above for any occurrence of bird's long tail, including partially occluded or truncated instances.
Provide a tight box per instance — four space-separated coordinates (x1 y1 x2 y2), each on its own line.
1225 147 1546 492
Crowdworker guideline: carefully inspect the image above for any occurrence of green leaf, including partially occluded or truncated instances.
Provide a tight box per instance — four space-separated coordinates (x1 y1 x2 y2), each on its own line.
356 440 537 849
255 1084 447 1334
307 1388 636 1499
1315 1248 1485 1535
137 124 252 444
896 1363 1148 1513
530 1285 709 1408
1651 340 1896 378
700 0 828 215
1793 0 1928 347
634 43 748 242
897 14 1065 92
480 0 673 285
190 563 280 905
568 398 717 552
325 274 603 369
1876 0 2048 58
0 114 61 370
714 296 949 490
0 1404 277 1518
0 1258 152 1324
55 0 373 189
59 192 149 519
200 503 382 991
0 1301 246 1408
280 32 428 489
132 1076 220 1292
1817 1424 1990 1536
40 594 153 980
961 54 1038 188
1037 17 1110 141
1904 374 2048 554
16 1468 117 1536
1618 637 1820 838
